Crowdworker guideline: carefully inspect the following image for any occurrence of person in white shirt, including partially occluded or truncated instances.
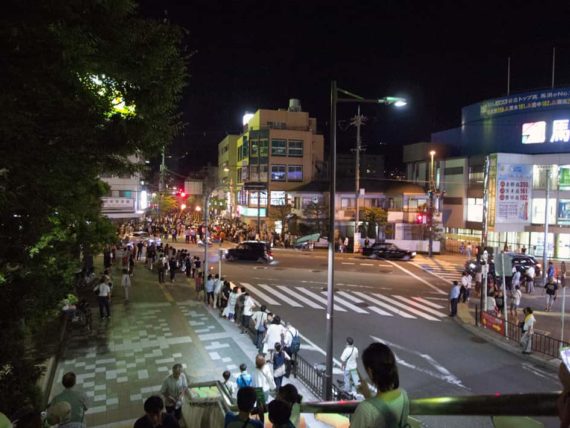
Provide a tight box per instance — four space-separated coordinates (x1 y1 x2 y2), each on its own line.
340 337 359 395
241 292 255 334
262 316 285 355
160 363 189 421
93 277 111 319
525 265 536 294
121 268 131 302
510 285 522 318
251 306 268 351
460 271 472 303
521 307 536 354
253 354 275 404
221 370 237 402
213 274 223 309
511 268 521 290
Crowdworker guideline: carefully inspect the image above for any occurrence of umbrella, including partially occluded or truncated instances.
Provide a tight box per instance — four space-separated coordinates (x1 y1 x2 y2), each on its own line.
295 233 320 245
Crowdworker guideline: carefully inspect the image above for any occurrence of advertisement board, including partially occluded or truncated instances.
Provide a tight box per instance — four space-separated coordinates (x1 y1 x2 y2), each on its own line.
495 163 532 224
481 311 505 335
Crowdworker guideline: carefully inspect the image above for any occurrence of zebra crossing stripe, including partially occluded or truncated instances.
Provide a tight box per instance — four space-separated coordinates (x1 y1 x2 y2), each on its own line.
353 292 416 319
276 286 324 309
372 293 440 321
391 295 447 318
240 283 280 306
297 288 347 312
337 291 393 316
410 296 446 309
321 292 368 314
257 284 303 307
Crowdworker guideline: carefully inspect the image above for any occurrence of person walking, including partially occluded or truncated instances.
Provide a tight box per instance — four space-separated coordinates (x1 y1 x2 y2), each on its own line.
205 274 215 307
449 280 461 317
48 372 89 427
253 354 276 405
251 306 268 350
160 363 189 421
121 268 131 302
526 265 536 294
520 307 536 354
460 271 472 303
227 287 239 322
262 316 285 355
545 277 559 312
510 285 522 319
168 257 177 283
93 276 111 319
271 342 290 391
340 337 359 396
235 363 253 390
241 292 255 334
214 274 223 309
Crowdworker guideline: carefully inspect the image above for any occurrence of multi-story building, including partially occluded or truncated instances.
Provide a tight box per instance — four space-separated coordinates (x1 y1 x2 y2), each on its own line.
218 99 324 231
404 87 570 258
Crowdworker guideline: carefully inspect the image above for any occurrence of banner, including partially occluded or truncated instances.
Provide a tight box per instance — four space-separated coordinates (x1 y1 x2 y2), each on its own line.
495 164 532 224
481 311 505 335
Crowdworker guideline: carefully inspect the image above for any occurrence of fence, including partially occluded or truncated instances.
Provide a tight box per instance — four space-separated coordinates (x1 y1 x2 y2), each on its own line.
475 305 569 358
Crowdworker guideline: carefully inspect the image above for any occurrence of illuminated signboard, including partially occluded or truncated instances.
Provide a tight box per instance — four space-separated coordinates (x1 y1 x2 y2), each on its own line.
237 205 267 217
551 119 570 142
521 121 546 144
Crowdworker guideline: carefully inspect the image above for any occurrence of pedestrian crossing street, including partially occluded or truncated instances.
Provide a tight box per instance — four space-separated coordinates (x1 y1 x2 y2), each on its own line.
232 282 449 322
413 256 463 283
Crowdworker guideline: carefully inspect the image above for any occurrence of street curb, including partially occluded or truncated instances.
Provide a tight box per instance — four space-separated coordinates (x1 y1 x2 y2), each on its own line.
454 305 561 372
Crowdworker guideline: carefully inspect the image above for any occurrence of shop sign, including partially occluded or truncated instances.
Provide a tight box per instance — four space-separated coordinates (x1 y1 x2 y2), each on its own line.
495 163 532 224
521 119 570 144
481 311 505 335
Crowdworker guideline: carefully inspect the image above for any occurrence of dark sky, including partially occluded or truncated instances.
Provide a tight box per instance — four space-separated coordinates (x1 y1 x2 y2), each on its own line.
139 0 570 176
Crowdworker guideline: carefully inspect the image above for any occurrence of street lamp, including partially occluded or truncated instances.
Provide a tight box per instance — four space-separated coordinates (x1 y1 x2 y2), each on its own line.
326 81 407 400
428 150 436 258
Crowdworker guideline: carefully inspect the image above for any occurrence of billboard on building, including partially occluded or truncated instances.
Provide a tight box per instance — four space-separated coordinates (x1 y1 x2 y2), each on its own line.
495 163 532 224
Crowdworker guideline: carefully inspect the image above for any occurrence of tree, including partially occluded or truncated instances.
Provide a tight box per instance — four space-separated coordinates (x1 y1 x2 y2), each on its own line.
0 0 186 415
361 207 388 239
303 200 328 235
268 204 292 239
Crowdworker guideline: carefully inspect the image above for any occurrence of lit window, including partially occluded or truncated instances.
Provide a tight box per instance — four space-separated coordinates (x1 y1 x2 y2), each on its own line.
271 165 286 181
271 139 287 156
287 165 303 181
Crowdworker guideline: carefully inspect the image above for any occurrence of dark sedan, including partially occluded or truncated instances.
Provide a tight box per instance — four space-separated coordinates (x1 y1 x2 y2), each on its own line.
224 241 274 263
464 253 540 277
361 242 416 260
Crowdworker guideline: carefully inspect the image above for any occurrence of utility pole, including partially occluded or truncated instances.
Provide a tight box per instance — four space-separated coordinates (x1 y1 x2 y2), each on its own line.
481 156 491 315
351 107 365 253
542 167 551 286
428 151 436 258
158 146 166 216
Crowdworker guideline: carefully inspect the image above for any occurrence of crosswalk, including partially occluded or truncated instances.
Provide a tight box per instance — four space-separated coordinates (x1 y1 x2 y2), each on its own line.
233 282 448 321
413 257 463 282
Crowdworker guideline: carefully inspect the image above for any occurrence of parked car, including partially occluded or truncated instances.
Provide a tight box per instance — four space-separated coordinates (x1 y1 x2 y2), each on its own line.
225 241 273 263
362 242 416 260
464 253 540 277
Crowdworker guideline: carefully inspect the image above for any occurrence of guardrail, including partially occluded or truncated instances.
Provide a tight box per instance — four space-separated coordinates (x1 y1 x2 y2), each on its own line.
475 305 569 358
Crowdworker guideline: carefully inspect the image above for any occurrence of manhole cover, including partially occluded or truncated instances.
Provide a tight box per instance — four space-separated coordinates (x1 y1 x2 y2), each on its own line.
470 336 487 344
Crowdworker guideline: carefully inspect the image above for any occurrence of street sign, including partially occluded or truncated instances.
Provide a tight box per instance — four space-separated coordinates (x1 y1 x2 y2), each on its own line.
243 181 267 190
494 253 513 277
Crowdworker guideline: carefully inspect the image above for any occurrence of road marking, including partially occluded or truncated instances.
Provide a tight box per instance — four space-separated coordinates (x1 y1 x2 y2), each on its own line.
240 283 280 305
341 262 355 265
257 284 303 307
410 296 446 309
353 291 416 319
384 260 446 295
338 291 393 316
276 286 324 309
298 288 347 312
321 292 368 314
360 263 374 266
521 362 558 381
371 335 467 389
391 295 447 317
372 293 440 321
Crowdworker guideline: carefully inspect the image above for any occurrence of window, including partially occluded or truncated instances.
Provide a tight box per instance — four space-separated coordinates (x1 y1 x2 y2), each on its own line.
249 191 267 206
341 198 355 208
250 165 259 181
467 198 483 222
260 165 268 181
531 198 556 224
259 139 269 157
119 190 133 198
270 191 286 206
559 200 570 225
271 165 286 181
271 139 287 156
240 166 249 182
288 140 304 157
287 165 303 181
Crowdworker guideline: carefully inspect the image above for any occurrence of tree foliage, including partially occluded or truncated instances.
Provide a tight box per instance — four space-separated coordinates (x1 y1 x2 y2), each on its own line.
361 207 388 238
302 200 328 235
268 204 292 238
0 0 186 416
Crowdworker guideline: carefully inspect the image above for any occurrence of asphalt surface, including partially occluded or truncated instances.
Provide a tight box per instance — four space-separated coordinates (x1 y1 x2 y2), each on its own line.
180 244 561 427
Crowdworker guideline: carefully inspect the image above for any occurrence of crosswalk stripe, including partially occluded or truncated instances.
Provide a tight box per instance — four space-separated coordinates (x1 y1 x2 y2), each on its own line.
276 286 324 309
298 288 347 312
258 284 303 307
321 292 368 314
372 293 440 321
240 283 280 306
391 295 447 317
338 291 393 316
411 296 446 309
353 292 416 319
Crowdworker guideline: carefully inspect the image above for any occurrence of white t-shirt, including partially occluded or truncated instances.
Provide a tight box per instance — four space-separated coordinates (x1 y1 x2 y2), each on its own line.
264 324 285 350
94 283 111 297
243 296 255 316
253 365 275 392
340 345 359 370
350 389 407 428
461 275 471 289
283 326 299 347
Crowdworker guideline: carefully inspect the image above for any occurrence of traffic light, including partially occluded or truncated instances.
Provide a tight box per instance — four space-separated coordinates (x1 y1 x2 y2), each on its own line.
416 214 424 224
180 191 186 198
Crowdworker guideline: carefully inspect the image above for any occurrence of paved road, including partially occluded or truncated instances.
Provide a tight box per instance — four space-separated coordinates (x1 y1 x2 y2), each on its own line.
180 244 561 427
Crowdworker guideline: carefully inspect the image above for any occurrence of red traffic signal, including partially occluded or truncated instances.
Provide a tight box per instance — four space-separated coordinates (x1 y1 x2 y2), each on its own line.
416 214 424 224
180 192 186 198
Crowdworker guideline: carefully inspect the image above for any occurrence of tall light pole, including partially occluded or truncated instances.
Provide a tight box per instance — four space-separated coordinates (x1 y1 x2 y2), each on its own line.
325 81 407 400
428 150 436 258
351 107 365 253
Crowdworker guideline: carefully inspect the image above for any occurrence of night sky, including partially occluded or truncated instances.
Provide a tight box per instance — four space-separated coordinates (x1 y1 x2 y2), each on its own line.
139 0 570 177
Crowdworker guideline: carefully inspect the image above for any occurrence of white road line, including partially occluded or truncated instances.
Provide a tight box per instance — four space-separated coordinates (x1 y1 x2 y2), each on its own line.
372 293 440 321
277 286 324 309
342 262 355 265
298 288 347 312
353 292 416 319
338 291 393 316
411 296 446 309
257 284 303 307
384 260 446 295
240 283 280 305
321 292 368 314
391 295 447 318
360 263 374 266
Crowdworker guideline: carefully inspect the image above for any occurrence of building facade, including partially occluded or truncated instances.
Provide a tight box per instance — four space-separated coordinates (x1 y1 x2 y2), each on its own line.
218 99 324 231
404 87 570 257
100 156 146 220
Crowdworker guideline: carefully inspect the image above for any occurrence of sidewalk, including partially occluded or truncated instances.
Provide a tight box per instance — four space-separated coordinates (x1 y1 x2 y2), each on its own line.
48 255 319 428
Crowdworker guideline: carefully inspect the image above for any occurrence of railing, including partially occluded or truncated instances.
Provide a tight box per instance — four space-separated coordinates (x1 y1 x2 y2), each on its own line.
475 305 569 358
293 354 342 400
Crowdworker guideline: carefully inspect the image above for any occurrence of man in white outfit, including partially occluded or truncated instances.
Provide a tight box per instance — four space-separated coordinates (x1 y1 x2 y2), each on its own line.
339 337 359 395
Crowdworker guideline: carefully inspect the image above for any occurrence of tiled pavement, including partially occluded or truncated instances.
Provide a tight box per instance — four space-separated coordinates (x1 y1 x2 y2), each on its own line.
49 259 318 428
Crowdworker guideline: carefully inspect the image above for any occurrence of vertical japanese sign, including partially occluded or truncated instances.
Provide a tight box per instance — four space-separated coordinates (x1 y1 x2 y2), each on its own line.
488 155 497 228
495 163 532 224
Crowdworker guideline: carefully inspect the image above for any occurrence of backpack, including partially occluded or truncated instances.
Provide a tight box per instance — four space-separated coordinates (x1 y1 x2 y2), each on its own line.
290 331 301 354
